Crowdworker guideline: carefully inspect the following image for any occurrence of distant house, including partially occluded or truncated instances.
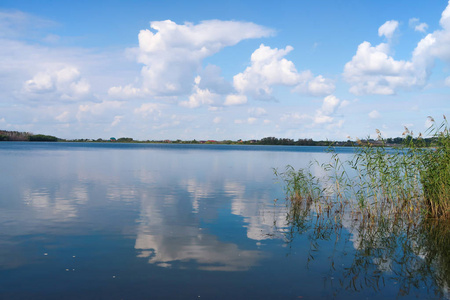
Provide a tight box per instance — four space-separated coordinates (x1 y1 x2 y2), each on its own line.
110 137 116 142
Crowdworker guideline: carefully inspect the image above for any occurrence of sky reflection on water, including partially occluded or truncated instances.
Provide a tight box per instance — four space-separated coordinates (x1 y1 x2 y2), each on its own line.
0 143 447 299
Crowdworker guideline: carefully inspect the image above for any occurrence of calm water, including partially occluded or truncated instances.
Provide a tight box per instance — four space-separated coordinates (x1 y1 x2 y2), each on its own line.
0 142 447 299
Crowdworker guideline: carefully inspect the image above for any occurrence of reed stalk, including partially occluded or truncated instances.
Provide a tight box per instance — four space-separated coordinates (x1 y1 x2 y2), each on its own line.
275 116 450 221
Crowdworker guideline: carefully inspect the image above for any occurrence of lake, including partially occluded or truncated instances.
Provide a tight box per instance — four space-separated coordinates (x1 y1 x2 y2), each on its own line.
0 142 448 299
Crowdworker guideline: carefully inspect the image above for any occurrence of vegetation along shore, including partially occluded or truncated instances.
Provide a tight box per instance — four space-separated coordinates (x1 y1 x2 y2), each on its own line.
0 129 440 147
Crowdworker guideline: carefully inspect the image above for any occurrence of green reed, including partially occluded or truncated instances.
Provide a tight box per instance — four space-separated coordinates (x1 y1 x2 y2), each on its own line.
420 116 450 218
275 116 450 220
274 119 450 297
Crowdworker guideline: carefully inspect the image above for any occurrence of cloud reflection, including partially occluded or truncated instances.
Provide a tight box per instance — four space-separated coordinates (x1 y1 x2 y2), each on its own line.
225 180 288 241
134 188 264 271
135 231 263 271
22 184 88 220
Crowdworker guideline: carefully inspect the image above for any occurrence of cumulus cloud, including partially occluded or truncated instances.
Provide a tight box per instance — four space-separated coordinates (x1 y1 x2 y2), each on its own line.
280 95 346 129
343 42 417 95
134 103 163 118
234 44 334 99
109 20 273 99
313 95 345 125
378 20 399 39
344 2 450 95
76 100 122 121
293 71 335 96
320 94 340 115
415 23 429 33
180 75 222 108
233 44 299 100
304 74 336 96
108 84 142 99
224 94 247 106
181 88 219 108
409 18 429 33
23 66 90 100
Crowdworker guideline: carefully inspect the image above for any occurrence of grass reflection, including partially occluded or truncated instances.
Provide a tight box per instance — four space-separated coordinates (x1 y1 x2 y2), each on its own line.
273 117 450 297
275 188 450 298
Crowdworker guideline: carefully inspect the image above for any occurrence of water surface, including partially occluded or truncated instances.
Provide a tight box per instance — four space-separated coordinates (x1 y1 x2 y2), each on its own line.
0 142 446 299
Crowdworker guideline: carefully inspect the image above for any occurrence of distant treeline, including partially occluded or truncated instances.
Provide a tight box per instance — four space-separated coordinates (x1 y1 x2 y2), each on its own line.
79 136 435 147
0 130 58 142
0 129 438 146
255 136 436 147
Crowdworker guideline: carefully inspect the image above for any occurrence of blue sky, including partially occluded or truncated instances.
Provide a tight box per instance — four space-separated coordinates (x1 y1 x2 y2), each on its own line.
0 0 449 140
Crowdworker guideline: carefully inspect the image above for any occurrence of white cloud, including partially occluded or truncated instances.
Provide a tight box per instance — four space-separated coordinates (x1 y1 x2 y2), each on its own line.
24 72 53 92
180 75 222 108
224 94 247 106
378 20 399 39
409 18 429 33
280 112 309 123
320 95 340 115
213 117 222 124
314 114 333 124
77 100 122 121
293 70 335 96
109 20 273 98
111 116 123 127
134 103 163 118
55 111 70 122
233 44 298 99
344 42 420 95
24 66 90 100
247 117 257 124
305 74 336 96
181 87 220 108
312 95 347 127
108 85 143 99
415 23 429 33
345 2 450 95
234 44 334 99
369 110 381 119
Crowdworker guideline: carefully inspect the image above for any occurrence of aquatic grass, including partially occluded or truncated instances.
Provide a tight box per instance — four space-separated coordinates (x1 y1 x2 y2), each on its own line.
274 116 450 297
274 183 450 298
274 163 323 203
273 116 450 297
420 116 450 218
276 116 449 220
